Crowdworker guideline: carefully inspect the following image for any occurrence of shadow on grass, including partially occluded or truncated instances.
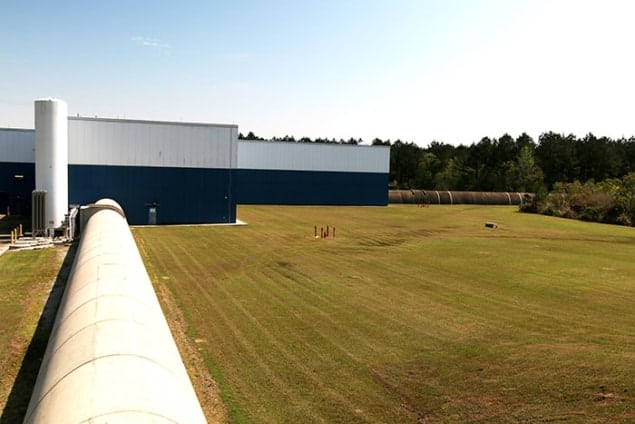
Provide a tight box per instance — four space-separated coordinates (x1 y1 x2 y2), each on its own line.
0 241 78 424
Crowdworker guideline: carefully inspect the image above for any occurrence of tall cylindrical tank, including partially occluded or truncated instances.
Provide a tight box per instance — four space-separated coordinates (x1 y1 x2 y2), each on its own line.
35 98 68 233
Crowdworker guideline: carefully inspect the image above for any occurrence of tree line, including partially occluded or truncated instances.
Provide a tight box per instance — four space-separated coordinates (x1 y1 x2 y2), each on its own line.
239 132 362 145
382 132 635 193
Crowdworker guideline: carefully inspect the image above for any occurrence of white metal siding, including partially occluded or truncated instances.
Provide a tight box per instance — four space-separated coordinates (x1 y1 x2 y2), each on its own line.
237 140 390 173
68 118 238 169
0 128 35 163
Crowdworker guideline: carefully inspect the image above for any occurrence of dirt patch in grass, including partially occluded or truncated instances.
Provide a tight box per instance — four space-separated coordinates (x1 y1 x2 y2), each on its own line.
154 282 227 423
370 369 433 423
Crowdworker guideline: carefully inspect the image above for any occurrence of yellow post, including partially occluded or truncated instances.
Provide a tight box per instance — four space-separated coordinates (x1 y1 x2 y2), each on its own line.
11 229 15 244
19 224 23 237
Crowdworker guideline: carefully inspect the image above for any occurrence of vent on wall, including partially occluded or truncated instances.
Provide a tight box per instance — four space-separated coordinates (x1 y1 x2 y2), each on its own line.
32 190 47 237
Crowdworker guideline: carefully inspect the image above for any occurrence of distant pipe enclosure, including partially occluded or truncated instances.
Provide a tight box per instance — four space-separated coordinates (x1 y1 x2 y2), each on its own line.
389 190 533 205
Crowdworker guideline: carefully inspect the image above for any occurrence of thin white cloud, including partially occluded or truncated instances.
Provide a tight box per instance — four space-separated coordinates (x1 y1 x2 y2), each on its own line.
131 36 170 49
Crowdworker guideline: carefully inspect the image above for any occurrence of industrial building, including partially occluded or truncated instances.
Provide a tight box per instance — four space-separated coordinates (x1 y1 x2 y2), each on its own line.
0 99 390 226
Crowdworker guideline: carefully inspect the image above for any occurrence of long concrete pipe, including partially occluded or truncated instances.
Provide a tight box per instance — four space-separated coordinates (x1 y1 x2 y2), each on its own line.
23 199 206 423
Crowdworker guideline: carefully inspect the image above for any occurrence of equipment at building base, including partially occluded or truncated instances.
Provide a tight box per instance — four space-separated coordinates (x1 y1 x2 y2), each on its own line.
31 190 47 237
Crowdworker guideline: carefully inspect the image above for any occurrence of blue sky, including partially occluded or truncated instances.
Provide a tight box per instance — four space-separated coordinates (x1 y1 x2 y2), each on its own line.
1 0 635 146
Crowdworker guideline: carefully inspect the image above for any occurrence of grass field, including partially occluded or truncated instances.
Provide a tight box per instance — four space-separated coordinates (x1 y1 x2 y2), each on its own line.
133 205 635 423
0 245 68 422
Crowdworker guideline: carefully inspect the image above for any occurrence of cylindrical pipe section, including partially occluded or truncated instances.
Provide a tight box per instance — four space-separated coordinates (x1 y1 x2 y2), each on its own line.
388 190 534 205
35 98 68 232
24 199 206 423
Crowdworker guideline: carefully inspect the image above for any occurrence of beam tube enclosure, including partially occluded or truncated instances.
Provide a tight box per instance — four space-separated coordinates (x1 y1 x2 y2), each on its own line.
388 190 533 205
23 199 206 423
35 98 68 231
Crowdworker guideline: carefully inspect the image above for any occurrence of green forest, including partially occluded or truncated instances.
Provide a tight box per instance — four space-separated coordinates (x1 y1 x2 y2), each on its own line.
240 131 635 226
378 132 635 226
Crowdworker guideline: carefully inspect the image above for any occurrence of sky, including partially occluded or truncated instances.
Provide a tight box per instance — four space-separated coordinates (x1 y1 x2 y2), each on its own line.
1 0 635 147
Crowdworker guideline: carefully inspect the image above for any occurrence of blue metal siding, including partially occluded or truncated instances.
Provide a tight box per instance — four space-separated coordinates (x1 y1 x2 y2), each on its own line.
0 162 35 214
235 169 388 206
1 164 388 222
69 165 236 225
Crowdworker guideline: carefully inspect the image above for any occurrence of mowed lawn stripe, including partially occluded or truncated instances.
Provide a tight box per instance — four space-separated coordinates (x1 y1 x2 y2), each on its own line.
148 234 311 421
150 231 355 422
167 235 390 423
142 229 422 421
135 205 635 423
396 233 634 332
254 260 450 355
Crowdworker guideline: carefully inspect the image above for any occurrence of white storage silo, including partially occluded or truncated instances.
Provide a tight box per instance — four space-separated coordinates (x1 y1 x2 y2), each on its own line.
35 98 68 233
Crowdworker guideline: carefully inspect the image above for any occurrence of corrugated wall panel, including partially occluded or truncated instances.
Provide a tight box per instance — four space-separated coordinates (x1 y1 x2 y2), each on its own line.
235 169 388 206
0 128 35 163
69 165 236 225
237 141 390 173
68 118 238 169
0 162 35 214
0 129 36 214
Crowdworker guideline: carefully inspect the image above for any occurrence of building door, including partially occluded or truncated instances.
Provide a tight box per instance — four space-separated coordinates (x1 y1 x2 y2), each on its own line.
148 206 157 225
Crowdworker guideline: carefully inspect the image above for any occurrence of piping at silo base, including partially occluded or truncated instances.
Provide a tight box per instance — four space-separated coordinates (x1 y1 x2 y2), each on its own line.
23 199 206 424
